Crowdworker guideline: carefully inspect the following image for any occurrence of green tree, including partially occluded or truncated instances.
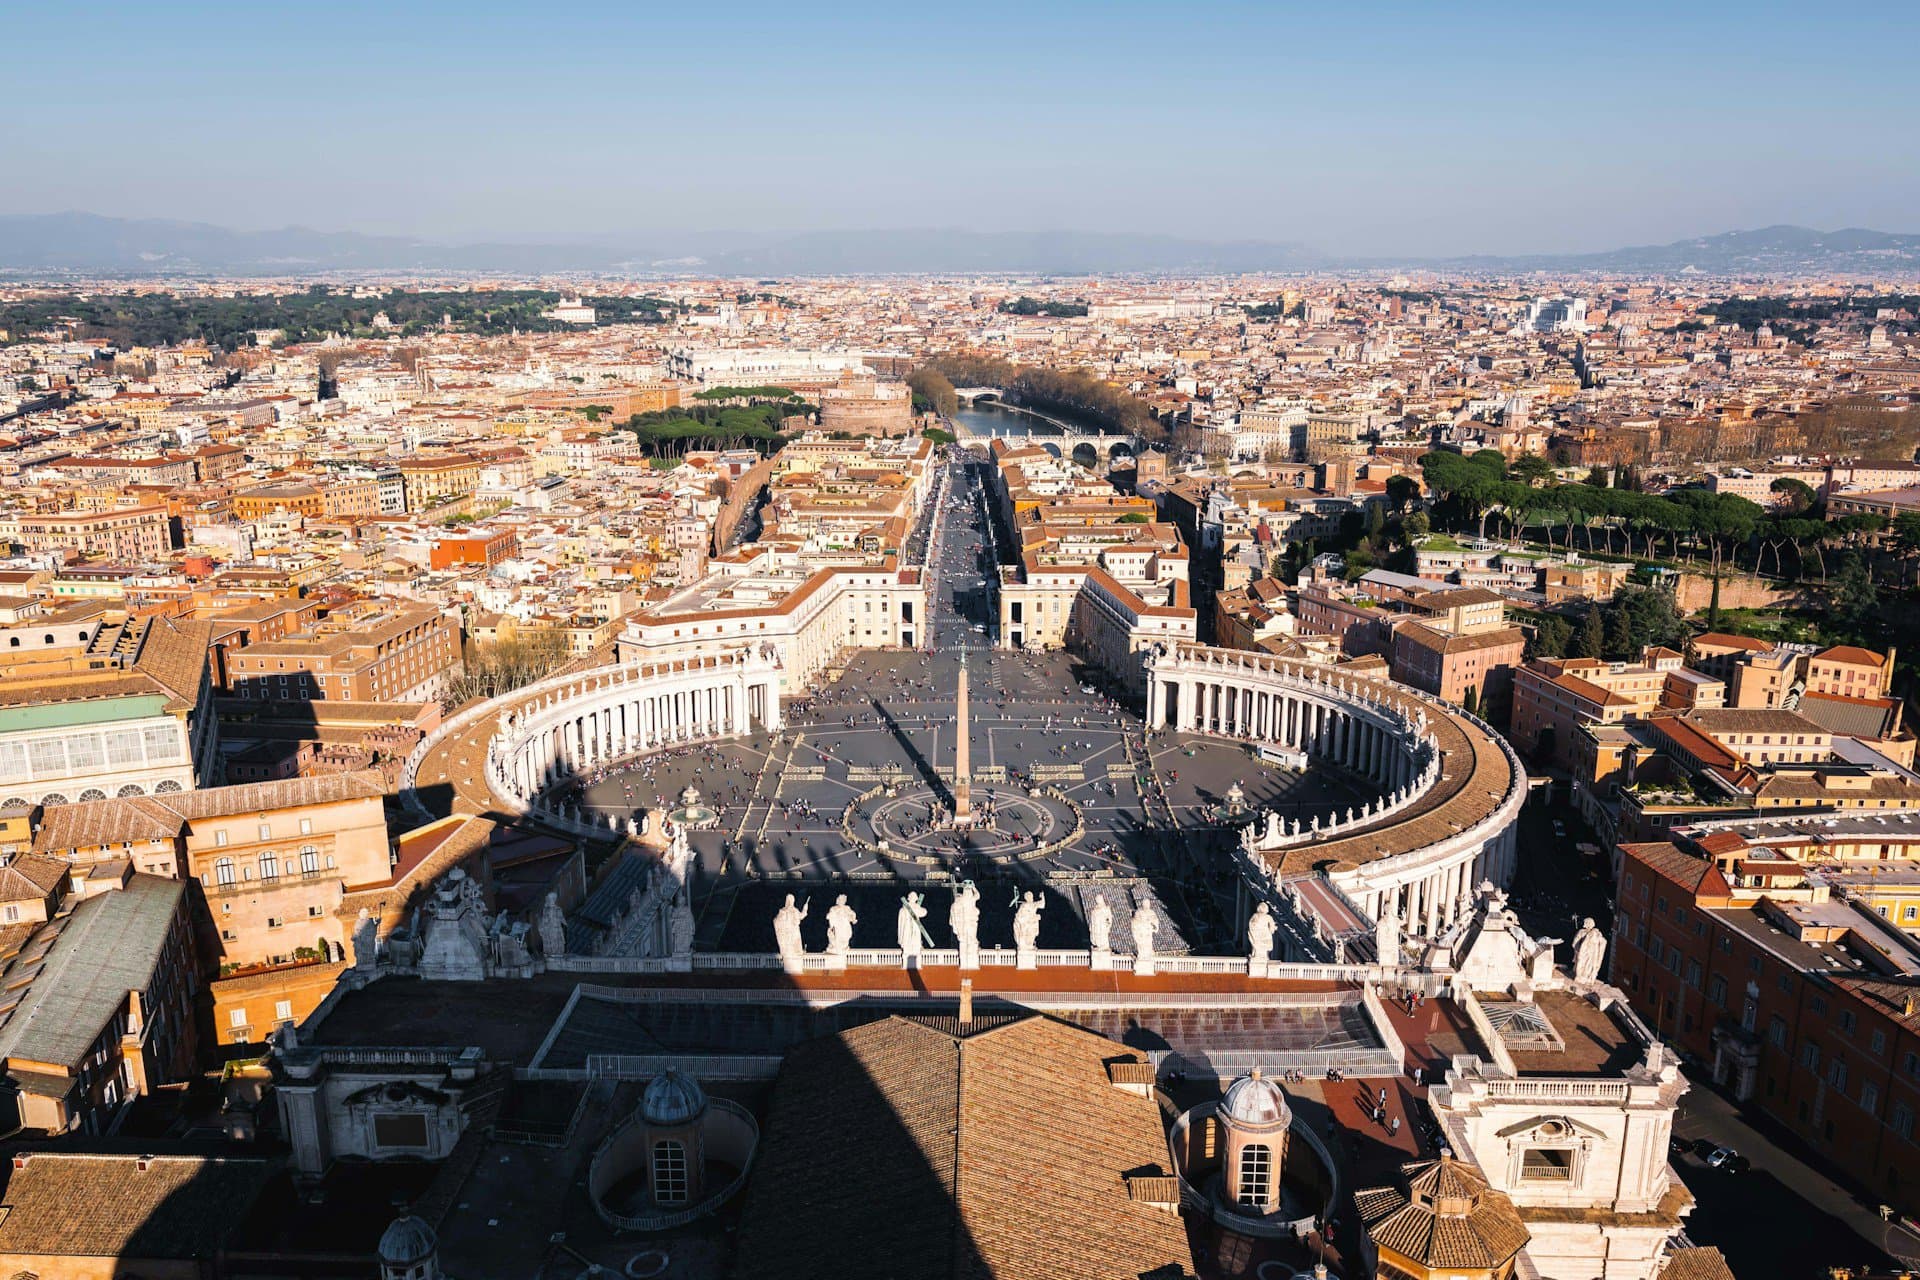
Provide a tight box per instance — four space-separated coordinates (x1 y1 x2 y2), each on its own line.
907 369 958 417
1770 476 1818 516
1385 474 1419 513
1571 609 1606 659
1403 510 1431 542
1509 453 1555 487
1603 606 1634 660
1462 685 1480 716
1533 615 1573 657
1831 555 1880 637
1585 465 1610 487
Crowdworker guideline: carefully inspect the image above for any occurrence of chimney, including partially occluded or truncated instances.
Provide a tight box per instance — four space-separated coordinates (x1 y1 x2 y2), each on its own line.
958 978 973 1027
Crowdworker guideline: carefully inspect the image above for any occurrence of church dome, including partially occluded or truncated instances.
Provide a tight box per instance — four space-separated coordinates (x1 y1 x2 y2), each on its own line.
1221 1069 1291 1128
642 1067 708 1126
378 1209 437 1266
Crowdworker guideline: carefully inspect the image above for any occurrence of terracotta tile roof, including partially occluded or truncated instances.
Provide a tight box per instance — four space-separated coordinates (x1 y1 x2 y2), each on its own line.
732 1013 1192 1280
0 854 69 901
1658 1246 1737 1280
1815 644 1888 667
33 771 387 853
1621 842 1727 898
0 1152 273 1259
1356 1156 1529 1271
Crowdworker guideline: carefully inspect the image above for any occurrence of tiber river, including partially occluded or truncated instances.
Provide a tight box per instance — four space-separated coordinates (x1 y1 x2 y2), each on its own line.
947 399 1083 439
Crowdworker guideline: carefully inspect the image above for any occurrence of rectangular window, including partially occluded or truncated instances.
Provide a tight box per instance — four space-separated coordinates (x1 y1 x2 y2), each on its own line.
653 1139 690 1204
274 1000 293 1020
1521 1148 1574 1181
1863 1082 1881 1117
229 1008 247 1028
1802 1042 1821 1070
1894 1103 1915 1141
373 1113 430 1149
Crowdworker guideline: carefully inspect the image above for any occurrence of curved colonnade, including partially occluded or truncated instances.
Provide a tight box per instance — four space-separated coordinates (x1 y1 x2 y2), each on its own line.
1144 643 1526 938
404 650 783 835
405 639 1524 949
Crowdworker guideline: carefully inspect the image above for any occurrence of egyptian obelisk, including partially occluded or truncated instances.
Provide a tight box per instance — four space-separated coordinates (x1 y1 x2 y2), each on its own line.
953 643 972 819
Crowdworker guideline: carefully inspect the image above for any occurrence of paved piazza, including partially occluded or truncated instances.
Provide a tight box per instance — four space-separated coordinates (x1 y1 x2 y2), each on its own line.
566 448 1368 951
584 649 1364 864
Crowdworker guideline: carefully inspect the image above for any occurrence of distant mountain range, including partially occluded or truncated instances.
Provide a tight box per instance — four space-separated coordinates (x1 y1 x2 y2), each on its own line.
2 212 1917 277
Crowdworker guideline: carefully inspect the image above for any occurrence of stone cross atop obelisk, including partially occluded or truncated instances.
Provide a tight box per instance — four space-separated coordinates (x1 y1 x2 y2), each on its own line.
953 642 972 819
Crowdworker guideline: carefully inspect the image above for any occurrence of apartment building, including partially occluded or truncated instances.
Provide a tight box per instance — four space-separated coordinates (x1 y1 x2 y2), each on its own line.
31 771 391 971
226 601 458 703
1511 648 1726 769
5 506 171 561
619 564 929 688
0 616 220 807
0 871 198 1136
1614 834 1920 1222
395 453 481 512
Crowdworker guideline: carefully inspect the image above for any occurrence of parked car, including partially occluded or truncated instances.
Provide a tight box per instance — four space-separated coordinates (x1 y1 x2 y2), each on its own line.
1706 1146 1744 1171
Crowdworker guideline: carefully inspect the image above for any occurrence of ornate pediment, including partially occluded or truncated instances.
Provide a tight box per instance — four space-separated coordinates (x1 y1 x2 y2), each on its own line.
1494 1114 1606 1142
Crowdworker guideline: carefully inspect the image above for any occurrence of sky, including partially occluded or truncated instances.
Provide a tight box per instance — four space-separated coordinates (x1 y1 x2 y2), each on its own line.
6 0 1918 258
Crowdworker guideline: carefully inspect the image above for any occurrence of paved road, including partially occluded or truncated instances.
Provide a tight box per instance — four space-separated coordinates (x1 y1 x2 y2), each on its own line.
1505 801 1613 964
1672 1068 1917 1277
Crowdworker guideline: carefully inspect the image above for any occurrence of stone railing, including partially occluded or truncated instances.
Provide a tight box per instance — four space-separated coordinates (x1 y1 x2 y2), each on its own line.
1479 1077 1632 1102
537 946 1386 983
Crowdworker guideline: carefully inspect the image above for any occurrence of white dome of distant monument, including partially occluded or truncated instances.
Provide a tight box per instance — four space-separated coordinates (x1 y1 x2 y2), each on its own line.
642 1067 708 1126
1222 1068 1291 1128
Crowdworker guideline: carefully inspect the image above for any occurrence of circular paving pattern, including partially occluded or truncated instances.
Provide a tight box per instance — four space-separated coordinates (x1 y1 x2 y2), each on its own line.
847 783 1081 864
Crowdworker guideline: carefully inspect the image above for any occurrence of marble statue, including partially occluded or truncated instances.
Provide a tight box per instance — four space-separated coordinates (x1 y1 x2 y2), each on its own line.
668 886 694 961
1087 893 1114 953
537 893 566 959
774 894 809 966
825 894 858 956
1130 902 1159 973
1375 908 1401 968
897 891 928 964
1264 810 1283 845
1013 891 1045 961
1247 903 1277 964
1572 917 1608 983
950 881 981 969
351 908 378 971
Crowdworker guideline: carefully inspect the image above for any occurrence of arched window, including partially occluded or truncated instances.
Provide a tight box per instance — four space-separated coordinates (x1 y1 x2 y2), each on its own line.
40 793 69 807
116 784 146 798
1236 1143 1272 1208
214 857 236 886
154 780 183 794
651 1140 688 1205
78 789 106 802
299 846 320 875
258 851 279 881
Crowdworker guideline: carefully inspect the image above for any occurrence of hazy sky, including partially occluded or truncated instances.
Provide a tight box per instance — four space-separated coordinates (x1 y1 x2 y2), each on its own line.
7 0 1917 257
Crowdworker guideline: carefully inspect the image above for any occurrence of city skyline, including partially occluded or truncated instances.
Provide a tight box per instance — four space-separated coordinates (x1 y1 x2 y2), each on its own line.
6 1 1918 258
